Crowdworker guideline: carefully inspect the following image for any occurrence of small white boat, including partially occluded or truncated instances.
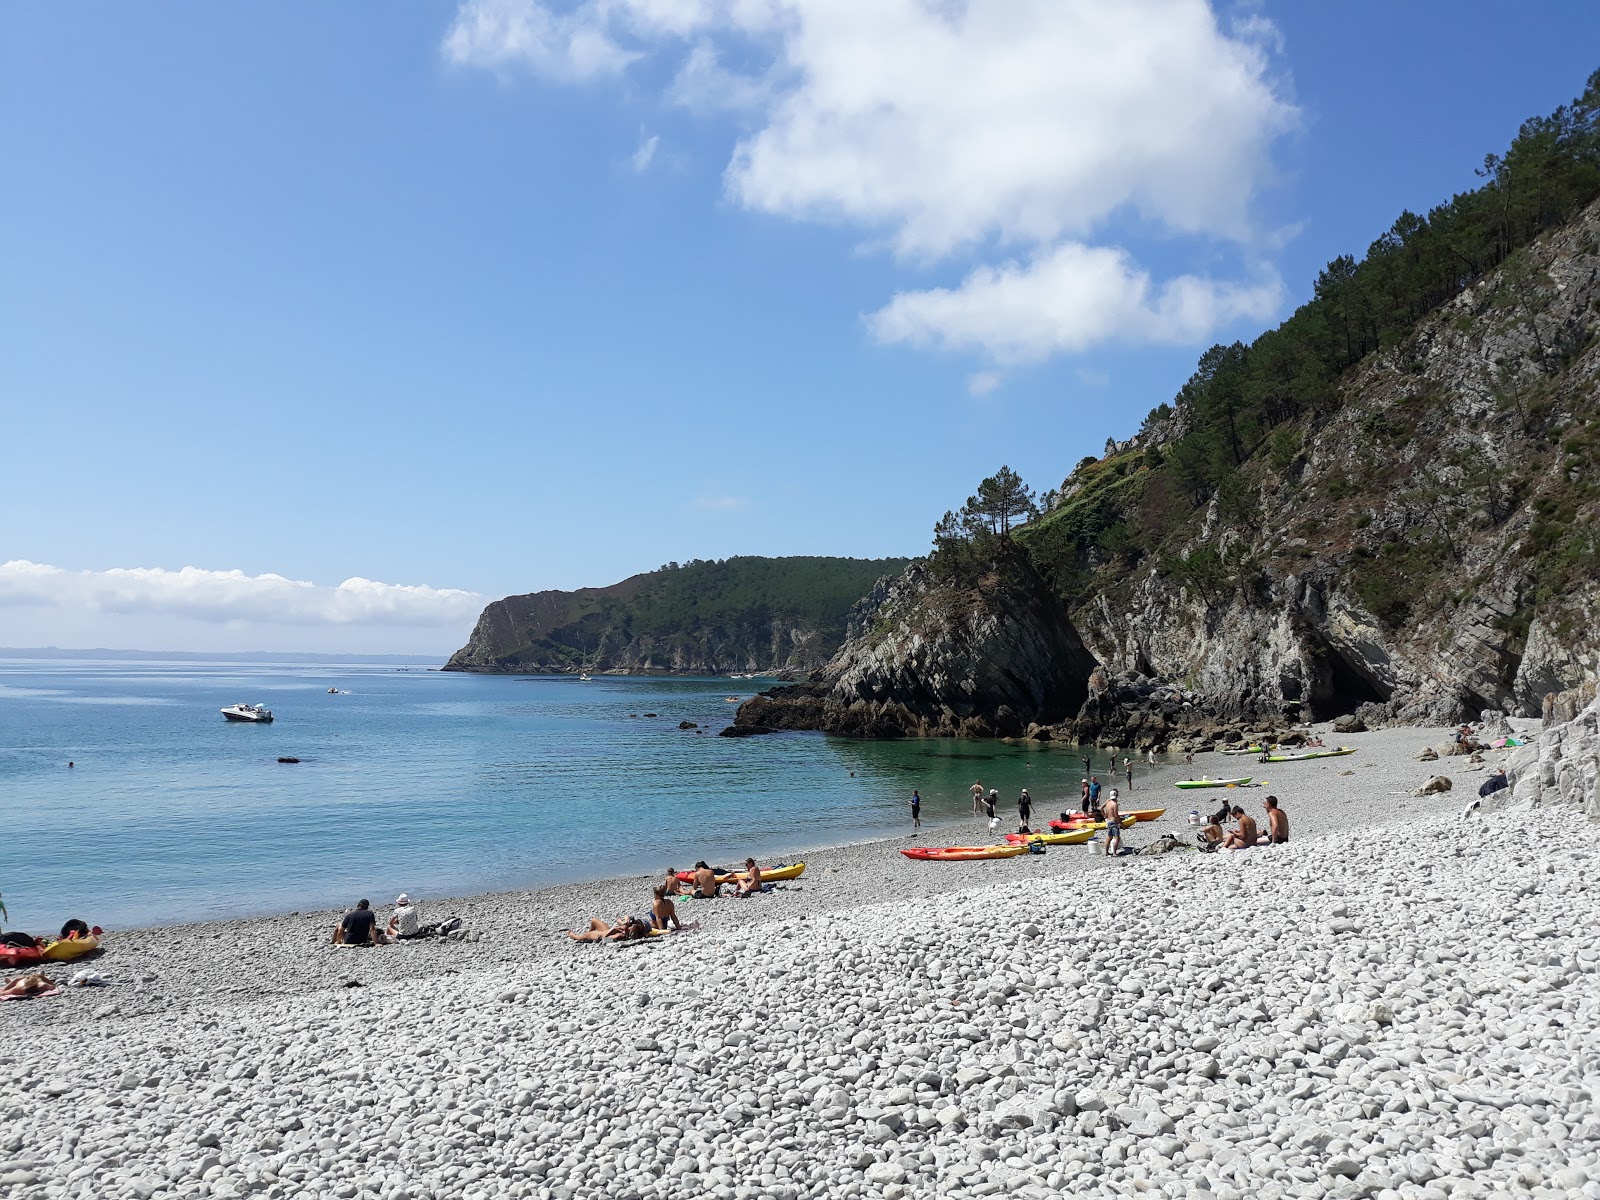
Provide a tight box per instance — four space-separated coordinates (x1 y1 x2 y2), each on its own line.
221 703 273 723
579 673 592 682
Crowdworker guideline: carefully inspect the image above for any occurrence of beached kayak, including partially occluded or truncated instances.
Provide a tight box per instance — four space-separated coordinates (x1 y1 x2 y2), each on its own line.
1047 813 1140 832
0 942 44 968
900 845 1030 862
1173 777 1252 789
1220 745 1267 755
1259 747 1357 762
41 934 101 961
674 862 806 885
1004 828 1095 846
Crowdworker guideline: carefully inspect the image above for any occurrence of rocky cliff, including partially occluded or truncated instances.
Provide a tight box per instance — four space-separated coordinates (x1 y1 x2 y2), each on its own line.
738 100 1600 746
730 549 1096 738
444 556 910 675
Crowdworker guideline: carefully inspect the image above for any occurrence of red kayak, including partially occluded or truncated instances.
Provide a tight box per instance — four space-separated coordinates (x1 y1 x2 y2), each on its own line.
901 845 1029 862
0 942 44 968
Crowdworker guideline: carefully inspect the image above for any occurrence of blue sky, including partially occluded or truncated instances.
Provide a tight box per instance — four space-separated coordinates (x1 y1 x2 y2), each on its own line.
3 1 1596 653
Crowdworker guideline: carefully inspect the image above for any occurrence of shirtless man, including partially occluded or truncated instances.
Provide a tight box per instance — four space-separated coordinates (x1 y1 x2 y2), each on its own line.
970 780 985 816
1261 796 1289 845
735 858 764 897
691 861 719 899
1102 789 1123 856
1223 805 1259 849
661 868 686 897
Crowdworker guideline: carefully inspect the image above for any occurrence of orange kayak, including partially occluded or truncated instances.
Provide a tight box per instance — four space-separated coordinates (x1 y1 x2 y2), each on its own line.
901 845 1030 862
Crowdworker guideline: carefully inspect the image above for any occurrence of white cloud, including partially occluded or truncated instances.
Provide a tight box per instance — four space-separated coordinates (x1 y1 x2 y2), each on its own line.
0 561 483 628
441 0 638 81
443 0 1297 358
689 494 749 511
869 242 1284 363
630 133 660 171
966 371 1003 397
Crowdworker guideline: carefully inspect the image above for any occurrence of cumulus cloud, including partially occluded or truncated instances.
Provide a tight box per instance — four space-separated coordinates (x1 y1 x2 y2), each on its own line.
443 0 1297 358
869 242 1285 363
0 561 483 628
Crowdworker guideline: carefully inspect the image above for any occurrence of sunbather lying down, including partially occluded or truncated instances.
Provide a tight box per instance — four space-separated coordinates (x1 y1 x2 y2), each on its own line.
567 916 653 943
566 916 700 943
0 973 61 1001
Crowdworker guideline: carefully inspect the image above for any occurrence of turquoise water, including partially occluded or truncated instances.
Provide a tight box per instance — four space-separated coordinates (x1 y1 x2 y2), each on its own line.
0 659 1141 931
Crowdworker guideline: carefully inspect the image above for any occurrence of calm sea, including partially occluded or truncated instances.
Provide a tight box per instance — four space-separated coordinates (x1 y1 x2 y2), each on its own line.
0 659 1141 931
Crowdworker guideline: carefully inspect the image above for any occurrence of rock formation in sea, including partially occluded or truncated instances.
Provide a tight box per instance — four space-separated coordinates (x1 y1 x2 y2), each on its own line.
738 83 1600 746
444 555 910 676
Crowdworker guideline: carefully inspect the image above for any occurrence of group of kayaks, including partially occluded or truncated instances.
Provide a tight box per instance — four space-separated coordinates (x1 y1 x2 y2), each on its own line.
0 929 102 968
901 808 1166 862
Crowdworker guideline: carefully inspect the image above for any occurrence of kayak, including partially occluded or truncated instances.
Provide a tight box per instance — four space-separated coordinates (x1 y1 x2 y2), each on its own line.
1260 747 1357 763
1004 828 1095 846
1220 745 1267 755
1047 813 1140 832
674 862 806 885
41 934 101 962
1174 777 1252 789
901 845 1030 862
0 943 44 968
1127 807 1167 823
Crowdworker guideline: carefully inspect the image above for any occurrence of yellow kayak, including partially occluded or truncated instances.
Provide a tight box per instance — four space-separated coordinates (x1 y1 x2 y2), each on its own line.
1004 828 1094 845
42 934 100 961
672 861 807 886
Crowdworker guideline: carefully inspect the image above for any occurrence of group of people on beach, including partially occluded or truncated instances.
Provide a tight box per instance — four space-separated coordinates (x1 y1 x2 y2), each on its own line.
330 895 461 946
1197 796 1290 850
566 857 769 943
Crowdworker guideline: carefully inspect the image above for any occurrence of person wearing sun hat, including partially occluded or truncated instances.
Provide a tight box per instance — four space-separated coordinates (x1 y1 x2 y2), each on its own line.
387 893 421 940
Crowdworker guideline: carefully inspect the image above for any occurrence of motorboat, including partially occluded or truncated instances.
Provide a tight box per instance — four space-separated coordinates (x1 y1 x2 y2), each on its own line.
579 673 592 682
221 703 273 723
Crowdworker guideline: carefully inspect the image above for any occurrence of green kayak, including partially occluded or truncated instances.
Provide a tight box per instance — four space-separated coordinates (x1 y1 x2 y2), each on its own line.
1173 776 1252 789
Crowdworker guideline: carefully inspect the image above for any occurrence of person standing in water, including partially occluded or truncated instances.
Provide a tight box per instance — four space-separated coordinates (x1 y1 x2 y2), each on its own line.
910 789 922 830
970 780 985 816
1123 756 1133 791
1147 747 1156 767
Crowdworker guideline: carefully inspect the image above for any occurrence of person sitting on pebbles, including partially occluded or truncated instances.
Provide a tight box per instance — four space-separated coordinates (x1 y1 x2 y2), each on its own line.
661 868 686 897
734 858 764 897
691 861 719 899
332 898 387 946
1259 796 1290 845
651 884 682 931
1223 806 1259 850
387 894 424 940
566 916 652 943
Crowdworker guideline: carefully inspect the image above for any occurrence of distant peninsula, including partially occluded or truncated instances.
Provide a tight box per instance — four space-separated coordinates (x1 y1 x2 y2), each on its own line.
443 555 912 676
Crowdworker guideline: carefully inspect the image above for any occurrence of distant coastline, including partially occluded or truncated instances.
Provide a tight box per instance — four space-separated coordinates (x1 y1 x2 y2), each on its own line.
0 646 445 666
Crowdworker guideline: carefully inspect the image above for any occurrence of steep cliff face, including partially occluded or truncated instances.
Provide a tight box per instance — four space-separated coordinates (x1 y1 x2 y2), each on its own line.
444 556 910 675
1060 202 1600 731
732 551 1096 737
738 198 1600 746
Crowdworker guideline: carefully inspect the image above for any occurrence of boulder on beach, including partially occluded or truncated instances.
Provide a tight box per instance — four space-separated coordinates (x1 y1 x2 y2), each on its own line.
1414 775 1453 795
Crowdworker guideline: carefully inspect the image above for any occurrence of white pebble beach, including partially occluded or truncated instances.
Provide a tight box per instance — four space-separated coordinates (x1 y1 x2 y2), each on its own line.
3 722 1596 1200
